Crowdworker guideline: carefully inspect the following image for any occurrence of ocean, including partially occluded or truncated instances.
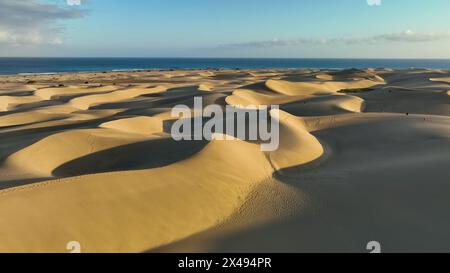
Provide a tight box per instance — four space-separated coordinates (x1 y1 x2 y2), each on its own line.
1 58 450 75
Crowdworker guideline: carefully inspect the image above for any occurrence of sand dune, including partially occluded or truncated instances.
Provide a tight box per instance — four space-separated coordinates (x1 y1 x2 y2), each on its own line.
356 88 450 116
4 129 151 177
266 78 383 96
0 95 47 112
0 110 69 128
430 77 450 84
158 113 450 253
0 68 449 253
227 87 365 115
316 74 334 81
70 85 167 110
268 110 324 171
35 85 119 100
0 84 35 96
0 137 273 252
0 108 326 252
265 69 385 96
100 116 163 135
226 88 313 106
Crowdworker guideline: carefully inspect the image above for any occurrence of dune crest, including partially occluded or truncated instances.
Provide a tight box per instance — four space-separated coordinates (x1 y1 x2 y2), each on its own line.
430 77 450 84
226 87 366 116
266 78 382 96
0 137 274 252
0 107 325 252
0 95 46 112
268 109 324 171
70 85 167 110
0 110 69 128
35 85 119 100
4 129 150 177
0 68 449 253
100 116 163 135
226 88 313 107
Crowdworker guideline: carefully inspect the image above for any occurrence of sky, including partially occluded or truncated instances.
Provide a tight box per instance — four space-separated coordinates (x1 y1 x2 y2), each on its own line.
0 0 449 58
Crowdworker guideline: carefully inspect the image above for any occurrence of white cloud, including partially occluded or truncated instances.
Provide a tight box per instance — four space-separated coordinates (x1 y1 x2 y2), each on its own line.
367 0 382 6
0 0 85 47
67 0 82 6
223 30 450 49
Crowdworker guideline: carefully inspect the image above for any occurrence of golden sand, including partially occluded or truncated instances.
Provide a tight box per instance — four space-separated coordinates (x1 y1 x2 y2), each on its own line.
0 68 449 252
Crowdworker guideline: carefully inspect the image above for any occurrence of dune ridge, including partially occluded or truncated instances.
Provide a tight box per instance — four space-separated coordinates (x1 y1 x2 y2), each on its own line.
100 116 164 135
266 78 383 96
35 85 120 100
0 68 449 253
0 106 324 252
70 85 168 110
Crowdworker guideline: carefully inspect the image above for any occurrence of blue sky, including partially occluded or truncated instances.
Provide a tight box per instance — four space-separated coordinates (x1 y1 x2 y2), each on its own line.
1 0 450 57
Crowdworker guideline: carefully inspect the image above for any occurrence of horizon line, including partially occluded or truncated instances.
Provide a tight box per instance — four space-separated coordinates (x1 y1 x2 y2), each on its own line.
1 57 450 60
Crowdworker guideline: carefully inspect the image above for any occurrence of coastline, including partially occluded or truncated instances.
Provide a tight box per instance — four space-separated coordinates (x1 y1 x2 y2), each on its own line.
1 67 449 80
2 58 450 76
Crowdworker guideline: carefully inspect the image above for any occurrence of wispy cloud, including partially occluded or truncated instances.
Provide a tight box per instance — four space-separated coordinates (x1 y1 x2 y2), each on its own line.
223 30 450 49
0 0 86 46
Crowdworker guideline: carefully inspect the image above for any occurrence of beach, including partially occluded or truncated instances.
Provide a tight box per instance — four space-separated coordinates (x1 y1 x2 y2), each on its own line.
0 68 449 253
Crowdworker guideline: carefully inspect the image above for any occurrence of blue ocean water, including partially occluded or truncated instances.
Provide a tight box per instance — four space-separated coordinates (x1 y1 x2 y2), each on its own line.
1 58 450 75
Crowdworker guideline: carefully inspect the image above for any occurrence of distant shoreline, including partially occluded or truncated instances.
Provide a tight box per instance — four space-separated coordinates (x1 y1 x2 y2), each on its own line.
1 67 449 79
1 58 450 76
